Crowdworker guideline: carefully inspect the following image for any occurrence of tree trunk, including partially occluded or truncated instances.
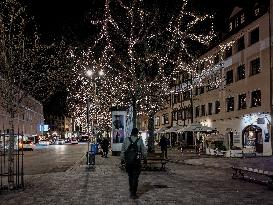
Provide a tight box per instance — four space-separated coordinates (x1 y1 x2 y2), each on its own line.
132 96 137 128
8 115 15 189
147 113 155 153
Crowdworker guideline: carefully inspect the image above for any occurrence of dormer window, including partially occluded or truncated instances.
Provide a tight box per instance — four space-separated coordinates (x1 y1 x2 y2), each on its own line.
255 8 260 16
229 22 233 31
235 18 239 27
240 13 245 23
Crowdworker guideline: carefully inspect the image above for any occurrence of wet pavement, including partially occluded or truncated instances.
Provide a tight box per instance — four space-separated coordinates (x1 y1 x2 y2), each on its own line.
1 148 273 205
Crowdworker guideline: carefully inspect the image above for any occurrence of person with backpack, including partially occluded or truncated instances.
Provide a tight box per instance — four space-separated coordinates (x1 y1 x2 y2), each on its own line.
120 128 146 199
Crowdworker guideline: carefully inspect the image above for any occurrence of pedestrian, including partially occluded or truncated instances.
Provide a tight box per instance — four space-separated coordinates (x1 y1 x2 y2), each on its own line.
101 137 110 158
159 135 168 159
121 128 146 199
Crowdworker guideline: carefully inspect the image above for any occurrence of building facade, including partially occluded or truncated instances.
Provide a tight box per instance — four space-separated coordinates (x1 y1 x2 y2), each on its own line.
0 96 44 138
156 0 273 156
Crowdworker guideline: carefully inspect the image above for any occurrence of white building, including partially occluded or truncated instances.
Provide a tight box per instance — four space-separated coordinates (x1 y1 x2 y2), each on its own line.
192 0 273 156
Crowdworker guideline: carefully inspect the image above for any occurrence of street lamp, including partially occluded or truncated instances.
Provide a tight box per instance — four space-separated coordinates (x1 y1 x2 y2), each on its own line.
86 69 104 143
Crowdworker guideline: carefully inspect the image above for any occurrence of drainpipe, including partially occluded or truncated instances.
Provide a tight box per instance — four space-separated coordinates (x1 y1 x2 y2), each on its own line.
269 0 273 154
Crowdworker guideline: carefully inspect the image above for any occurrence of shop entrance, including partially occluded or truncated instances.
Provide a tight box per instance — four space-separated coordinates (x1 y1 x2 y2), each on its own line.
242 125 263 153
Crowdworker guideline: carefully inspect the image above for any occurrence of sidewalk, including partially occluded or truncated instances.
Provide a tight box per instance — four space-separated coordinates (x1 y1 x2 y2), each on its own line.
1 150 273 205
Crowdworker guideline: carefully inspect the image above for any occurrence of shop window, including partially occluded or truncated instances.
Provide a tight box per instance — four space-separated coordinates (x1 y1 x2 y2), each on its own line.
195 106 200 118
208 103 212 115
237 36 245 52
238 93 247 110
226 97 234 112
215 100 220 114
237 64 245 81
250 58 260 76
251 90 261 107
250 27 259 45
201 105 206 116
226 70 233 84
225 47 232 59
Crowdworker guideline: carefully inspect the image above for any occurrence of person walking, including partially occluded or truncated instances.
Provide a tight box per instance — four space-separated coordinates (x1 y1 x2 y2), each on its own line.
121 128 146 199
159 135 168 159
101 137 110 158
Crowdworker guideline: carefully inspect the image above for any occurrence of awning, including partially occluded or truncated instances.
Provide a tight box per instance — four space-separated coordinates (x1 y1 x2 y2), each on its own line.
177 123 216 132
205 133 225 141
155 127 169 133
165 125 185 133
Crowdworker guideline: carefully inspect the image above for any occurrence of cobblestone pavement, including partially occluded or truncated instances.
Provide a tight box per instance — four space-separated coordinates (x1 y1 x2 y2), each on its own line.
1 148 273 205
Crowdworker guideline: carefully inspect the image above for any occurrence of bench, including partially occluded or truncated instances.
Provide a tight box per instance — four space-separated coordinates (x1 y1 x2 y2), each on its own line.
142 152 168 171
232 166 273 189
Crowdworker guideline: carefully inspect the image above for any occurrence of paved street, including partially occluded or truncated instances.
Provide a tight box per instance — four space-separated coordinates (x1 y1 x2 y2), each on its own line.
1 147 273 205
24 143 88 175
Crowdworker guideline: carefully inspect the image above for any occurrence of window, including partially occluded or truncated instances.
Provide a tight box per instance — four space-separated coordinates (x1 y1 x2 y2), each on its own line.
215 100 220 114
226 70 233 84
177 110 182 120
195 106 200 117
237 36 245 52
251 90 261 107
195 87 199 95
200 86 205 94
255 8 260 16
208 103 212 115
229 22 233 31
214 54 220 64
227 97 234 112
241 13 245 23
201 105 206 116
237 64 245 80
225 47 232 59
250 58 260 75
235 18 239 28
183 91 190 101
172 111 177 121
238 94 247 109
250 27 259 45
155 117 160 126
164 114 169 124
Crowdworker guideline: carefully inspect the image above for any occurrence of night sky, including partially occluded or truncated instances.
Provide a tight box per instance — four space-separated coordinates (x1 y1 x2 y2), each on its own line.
21 0 260 115
24 0 241 42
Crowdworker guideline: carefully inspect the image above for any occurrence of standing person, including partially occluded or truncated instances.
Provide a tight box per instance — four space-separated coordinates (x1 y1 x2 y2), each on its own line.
101 137 110 158
121 128 146 199
159 135 168 159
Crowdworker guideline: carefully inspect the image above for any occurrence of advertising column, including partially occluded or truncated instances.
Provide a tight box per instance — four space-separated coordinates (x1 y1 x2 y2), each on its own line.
111 111 126 155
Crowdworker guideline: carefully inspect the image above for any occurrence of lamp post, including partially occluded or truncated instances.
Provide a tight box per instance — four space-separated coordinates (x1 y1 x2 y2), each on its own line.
86 69 104 145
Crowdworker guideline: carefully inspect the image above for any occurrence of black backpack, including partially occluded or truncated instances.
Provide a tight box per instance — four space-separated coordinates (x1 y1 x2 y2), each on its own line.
125 137 140 166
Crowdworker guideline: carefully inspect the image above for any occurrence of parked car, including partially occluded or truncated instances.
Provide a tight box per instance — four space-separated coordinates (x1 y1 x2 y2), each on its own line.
71 137 78 144
38 140 50 146
55 139 65 145
19 140 34 151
